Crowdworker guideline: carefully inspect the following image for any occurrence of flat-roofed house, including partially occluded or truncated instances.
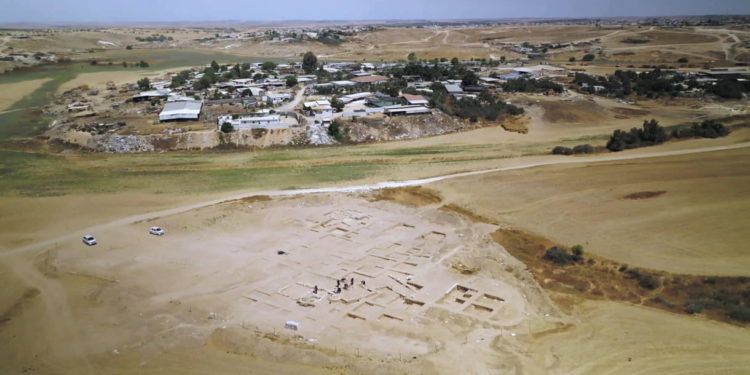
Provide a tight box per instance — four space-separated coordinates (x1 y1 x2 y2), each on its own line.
401 94 429 105
350 75 390 85
159 100 202 122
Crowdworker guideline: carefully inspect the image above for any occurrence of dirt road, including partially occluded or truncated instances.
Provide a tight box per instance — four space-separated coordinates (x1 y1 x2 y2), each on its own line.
4 141 748 259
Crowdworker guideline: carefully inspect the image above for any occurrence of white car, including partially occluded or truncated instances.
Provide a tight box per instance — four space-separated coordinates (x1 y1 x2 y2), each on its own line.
82 235 97 246
149 227 165 236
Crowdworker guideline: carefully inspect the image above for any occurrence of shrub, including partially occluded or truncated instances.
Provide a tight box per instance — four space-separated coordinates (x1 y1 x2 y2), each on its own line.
677 57 689 63
626 269 661 290
220 122 234 133
621 38 650 44
543 246 581 265
728 304 750 322
552 146 573 155
137 77 151 91
572 144 594 154
328 120 347 143
571 245 584 259
606 119 668 151
126 45 133 50
582 54 595 61
672 120 729 139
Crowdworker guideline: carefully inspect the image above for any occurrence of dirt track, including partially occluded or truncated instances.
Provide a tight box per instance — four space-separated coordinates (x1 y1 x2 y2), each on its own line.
4 141 749 259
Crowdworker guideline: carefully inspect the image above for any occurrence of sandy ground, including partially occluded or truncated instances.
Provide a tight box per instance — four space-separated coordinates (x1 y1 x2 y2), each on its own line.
0 78 51 112
0 193 562 374
429 130 750 276
529 300 750 374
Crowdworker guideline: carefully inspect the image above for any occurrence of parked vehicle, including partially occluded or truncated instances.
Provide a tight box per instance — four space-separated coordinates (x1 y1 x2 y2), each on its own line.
149 227 165 236
82 235 97 246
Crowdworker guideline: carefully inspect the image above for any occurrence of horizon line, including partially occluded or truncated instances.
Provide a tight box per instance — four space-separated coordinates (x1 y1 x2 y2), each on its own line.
0 14 748 28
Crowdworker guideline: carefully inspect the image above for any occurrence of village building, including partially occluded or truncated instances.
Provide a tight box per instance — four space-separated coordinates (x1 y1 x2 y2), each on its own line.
350 75 390 85
400 94 429 105
159 100 203 122
383 104 431 116
217 114 290 130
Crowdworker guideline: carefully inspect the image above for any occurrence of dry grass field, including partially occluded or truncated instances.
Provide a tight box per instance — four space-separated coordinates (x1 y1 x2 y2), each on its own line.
429 130 750 276
1 23 749 374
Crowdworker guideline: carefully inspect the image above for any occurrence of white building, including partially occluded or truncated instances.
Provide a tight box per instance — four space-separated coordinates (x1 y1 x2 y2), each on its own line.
332 80 356 87
383 105 431 116
340 92 373 103
217 114 290 130
159 100 202 122
265 93 292 105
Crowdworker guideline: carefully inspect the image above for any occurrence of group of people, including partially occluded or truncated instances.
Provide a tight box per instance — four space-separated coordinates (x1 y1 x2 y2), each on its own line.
312 277 367 295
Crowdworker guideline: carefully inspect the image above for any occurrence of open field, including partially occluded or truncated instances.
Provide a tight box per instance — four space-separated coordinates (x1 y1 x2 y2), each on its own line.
3 25 748 68
0 78 50 112
1 21 749 374
428 131 750 276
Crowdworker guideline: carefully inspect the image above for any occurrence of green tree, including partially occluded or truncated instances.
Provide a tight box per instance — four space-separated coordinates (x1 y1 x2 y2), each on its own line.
302 51 318 74
582 54 595 62
125 45 132 50
462 71 478 86
261 61 277 71
211 60 220 71
451 57 459 65
330 97 344 112
137 60 149 68
220 122 234 133
137 77 151 91
572 245 584 261
286 75 298 87
407 52 417 62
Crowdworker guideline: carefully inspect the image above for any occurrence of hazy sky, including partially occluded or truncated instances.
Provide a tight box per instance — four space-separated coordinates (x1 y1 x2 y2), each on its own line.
1 0 749 23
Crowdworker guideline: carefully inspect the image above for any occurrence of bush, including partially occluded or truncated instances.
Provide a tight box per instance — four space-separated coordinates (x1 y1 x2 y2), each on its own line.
626 269 661 290
126 45 132 50
502 78 563 93
606 119 668 151
328 120 347 143
710 79 748 99
572 144 594 154
552 146 573 155
677 57 689 63
220 122 234 133
553 144 594 155
582 54 596 62
543 246 581 265
621 38 651 44
137 77 151 91
728 304 750 322
672 119 729 139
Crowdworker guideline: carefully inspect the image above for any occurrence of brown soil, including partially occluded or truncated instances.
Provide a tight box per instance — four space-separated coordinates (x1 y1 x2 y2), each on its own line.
623 191 667 200
611 106 651 118
439 204 496 224
490 226 750 326
371 186 442 207
540 100 608 124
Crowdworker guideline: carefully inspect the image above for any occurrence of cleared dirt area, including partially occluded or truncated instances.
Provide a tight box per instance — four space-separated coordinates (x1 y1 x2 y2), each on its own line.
0 193 561 374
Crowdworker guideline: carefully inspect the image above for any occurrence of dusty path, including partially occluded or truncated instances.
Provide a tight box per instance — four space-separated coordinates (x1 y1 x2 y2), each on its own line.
277 86 305 112
3 141 749 259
